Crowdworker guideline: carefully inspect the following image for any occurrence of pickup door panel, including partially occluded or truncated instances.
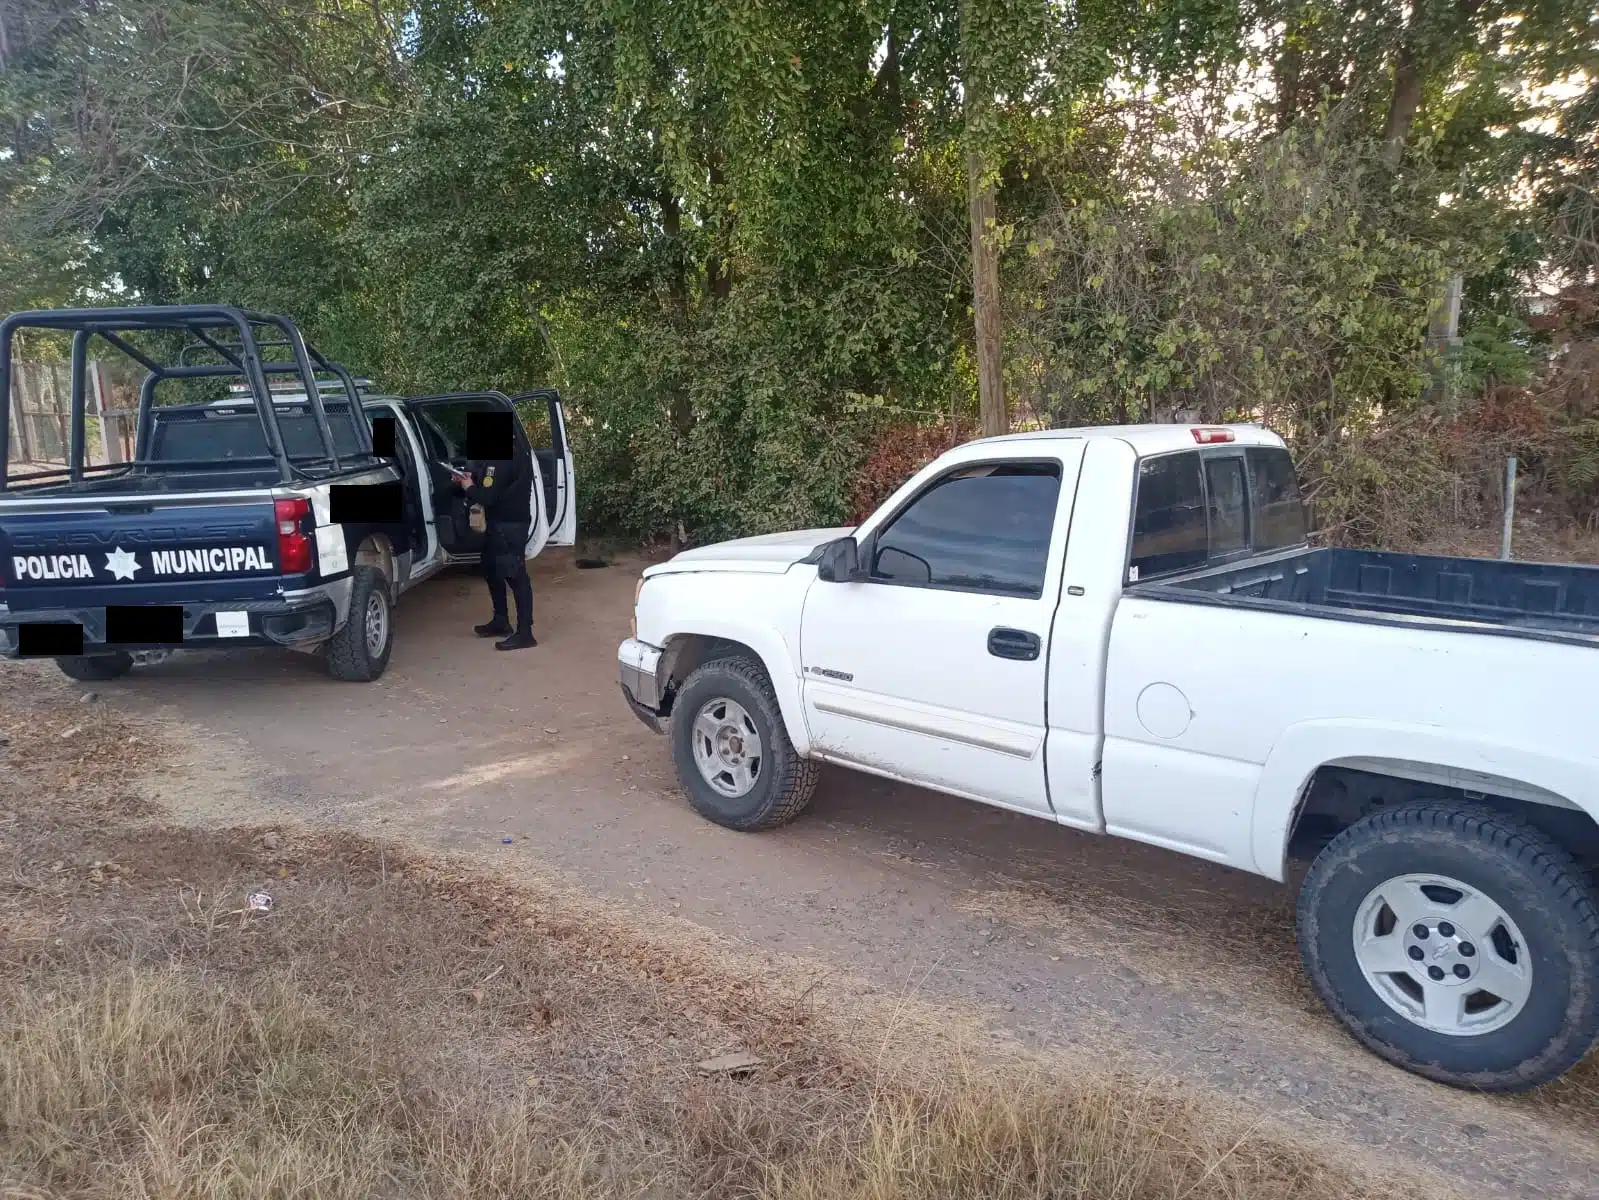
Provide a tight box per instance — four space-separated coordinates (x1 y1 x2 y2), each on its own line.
1042 436 1138 832
364 399 439 579
799 444 1084 818
513 389 577 547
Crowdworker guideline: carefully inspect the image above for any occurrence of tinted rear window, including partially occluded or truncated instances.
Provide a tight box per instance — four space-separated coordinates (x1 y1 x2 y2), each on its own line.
1130 452 1207 578
150 406 366 463
1203 456 1249 555
1131 445 1307 581
1247 447 1307 549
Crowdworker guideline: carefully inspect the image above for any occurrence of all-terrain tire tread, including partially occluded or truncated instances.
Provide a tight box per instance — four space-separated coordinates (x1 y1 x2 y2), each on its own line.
674 655 819 831
325 566 391 683
1298 801 1599 1091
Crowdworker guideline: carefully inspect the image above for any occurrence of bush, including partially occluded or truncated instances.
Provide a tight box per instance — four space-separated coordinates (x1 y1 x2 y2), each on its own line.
847 421 969 523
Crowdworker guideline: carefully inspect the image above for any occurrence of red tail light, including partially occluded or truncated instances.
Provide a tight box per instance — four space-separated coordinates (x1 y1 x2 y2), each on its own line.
275 498 313 574
1191 427 1235 445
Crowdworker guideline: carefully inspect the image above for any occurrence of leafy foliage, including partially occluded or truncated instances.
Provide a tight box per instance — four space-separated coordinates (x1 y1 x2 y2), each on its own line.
1013 105 1451 434
2 0 1599 546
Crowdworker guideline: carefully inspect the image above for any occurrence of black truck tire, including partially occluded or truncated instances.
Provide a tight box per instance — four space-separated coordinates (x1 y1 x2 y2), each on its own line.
325 566 394 682
1298 802 1599 1091
55 653 134 683
670 656 819 832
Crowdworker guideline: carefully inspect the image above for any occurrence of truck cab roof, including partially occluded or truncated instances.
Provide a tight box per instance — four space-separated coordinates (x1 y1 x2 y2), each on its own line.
973 423 1285 456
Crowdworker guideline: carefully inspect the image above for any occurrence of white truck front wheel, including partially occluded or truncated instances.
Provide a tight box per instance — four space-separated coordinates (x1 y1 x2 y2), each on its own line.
669 656 818 831
1298 802 1599 1091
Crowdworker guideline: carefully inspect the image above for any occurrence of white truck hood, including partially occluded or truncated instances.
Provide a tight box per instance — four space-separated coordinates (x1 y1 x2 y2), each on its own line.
645 527 855 576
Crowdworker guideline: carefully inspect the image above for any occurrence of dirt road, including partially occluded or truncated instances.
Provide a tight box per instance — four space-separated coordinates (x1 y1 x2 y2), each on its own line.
25 550 1598 1197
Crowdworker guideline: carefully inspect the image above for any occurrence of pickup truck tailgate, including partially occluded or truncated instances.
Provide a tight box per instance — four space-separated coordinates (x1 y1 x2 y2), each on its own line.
0 496 287 612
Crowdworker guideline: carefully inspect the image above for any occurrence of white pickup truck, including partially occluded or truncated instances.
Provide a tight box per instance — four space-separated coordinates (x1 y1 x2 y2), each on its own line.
618 423 1599 1092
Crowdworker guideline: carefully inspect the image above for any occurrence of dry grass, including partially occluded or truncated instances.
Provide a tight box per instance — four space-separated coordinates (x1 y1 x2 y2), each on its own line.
1 969 606 1199
1406 511 1599 565
0 686 1417 1200
765 1066 1362 1200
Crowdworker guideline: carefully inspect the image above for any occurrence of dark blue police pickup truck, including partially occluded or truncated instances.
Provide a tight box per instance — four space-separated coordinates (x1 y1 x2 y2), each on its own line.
0 305 574 683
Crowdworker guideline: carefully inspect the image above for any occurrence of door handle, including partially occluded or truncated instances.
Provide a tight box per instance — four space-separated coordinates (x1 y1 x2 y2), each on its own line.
987 627 1041 661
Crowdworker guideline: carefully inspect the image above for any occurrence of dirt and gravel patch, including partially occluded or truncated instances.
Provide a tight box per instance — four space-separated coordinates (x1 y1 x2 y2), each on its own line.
0 683 1418 1199
4 552 1597 1198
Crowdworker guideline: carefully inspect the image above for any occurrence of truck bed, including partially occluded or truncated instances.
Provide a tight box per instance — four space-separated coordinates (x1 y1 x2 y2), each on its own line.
1134 546 1599 644
2 465 289 498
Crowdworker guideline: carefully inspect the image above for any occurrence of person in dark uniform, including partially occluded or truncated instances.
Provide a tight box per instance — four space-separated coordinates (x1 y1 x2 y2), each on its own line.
449 454 536 650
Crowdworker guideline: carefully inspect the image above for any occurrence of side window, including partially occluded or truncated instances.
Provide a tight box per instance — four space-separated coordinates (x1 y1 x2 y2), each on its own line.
1246 447 1307 550
870 462 1062 598
1203 455 1249 556
518 402 553 452
415 400 530 464
415 405 472 461
1129 452 1206 579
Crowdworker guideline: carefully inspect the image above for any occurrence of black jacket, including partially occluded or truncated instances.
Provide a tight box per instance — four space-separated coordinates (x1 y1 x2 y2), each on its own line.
458 456 532 526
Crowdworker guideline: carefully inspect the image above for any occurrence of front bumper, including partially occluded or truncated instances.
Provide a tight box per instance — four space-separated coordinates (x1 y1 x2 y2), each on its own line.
618 638 665 734
0 579 351 658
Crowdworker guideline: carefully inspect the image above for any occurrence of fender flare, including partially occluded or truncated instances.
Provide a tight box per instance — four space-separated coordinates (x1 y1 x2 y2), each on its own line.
659 622 812 757
1250 719 1597 882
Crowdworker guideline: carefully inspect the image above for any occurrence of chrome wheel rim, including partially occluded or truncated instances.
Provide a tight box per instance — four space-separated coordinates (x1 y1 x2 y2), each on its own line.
364 591 389 659
1352 873 1532 1037
690 697 763 798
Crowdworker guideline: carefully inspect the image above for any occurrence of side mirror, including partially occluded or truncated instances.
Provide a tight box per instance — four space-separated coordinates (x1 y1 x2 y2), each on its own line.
816 536 861 583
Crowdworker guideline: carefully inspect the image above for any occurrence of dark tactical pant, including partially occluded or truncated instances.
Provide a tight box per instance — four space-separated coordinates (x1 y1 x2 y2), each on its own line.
481 522 533 633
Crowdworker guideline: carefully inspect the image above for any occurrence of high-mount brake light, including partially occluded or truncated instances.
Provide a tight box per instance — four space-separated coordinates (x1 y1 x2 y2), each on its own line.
1191 427 1236 445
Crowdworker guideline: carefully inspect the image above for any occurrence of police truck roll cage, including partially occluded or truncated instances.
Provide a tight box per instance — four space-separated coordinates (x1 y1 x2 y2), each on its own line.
0 304 371 491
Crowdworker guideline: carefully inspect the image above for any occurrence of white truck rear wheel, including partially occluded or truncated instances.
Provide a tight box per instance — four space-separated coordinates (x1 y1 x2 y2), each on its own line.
1298 802 1599 1091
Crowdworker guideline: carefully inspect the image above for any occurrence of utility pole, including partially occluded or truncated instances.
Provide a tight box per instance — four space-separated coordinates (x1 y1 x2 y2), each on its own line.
968 150 1006 437
962 0 1006 439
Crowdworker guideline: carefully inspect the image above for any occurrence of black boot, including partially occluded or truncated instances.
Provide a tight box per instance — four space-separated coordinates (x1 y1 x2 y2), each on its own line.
495 628 536 651
475 617 511 638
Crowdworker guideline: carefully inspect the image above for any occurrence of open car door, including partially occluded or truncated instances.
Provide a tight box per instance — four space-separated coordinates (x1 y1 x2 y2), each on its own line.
405 392 549 562
512 389 576 547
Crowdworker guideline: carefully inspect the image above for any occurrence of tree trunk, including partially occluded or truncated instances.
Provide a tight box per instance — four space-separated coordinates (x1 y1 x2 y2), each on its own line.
1272 17 1303 131
705 159 732 301
661 191 688 313
1381 41 1423 168
872 24 900 111
967 148 1006 437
